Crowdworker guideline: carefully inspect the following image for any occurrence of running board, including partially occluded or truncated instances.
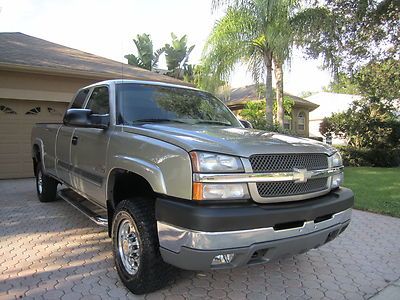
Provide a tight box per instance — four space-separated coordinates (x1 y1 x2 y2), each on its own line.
58 189 108 227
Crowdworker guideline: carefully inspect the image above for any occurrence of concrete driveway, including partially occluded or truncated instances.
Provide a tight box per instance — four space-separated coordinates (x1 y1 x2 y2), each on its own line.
1 179 399 300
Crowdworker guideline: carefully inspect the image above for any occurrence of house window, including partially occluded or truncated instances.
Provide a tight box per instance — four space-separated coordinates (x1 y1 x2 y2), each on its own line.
284 116 291 130
0 105 17 114
26 107 41 115
297 111 305 131
48 107 62 116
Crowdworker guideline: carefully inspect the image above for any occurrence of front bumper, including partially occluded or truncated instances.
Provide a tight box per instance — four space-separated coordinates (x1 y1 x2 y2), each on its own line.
156 187 354 270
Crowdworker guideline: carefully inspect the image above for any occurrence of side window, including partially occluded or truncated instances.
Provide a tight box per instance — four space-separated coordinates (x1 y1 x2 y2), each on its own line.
71 89 89 108
86 86 109 115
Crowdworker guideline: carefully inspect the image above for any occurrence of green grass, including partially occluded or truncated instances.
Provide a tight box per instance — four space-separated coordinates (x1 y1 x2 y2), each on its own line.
343 167 400 218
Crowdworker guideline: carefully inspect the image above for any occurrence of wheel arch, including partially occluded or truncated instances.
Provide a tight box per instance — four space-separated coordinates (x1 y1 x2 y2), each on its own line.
106 161 165 237
32 139 45 176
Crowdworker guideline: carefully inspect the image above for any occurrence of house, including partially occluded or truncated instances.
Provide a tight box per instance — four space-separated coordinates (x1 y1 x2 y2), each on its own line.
225 84 319 137
306 92 361 145
0 32 189 179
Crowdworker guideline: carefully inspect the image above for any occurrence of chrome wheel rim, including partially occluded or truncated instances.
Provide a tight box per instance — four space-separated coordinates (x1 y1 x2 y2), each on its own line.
117 218 140 275
37 170 43 194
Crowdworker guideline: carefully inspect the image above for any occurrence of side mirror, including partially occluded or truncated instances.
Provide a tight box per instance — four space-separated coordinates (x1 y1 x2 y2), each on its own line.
240 119 253 129
63 109 109 129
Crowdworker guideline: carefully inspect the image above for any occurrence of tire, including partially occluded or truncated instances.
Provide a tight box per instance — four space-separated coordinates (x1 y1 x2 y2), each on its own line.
35 164 58 202
112 198 175 294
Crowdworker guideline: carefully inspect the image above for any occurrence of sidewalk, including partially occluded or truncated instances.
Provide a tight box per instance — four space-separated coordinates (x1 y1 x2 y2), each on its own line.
369 278 400 300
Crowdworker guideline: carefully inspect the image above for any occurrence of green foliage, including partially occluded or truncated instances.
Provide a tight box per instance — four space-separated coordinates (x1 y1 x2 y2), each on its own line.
201 0 300 124
323 73 359 95
292 0 400 77
240 101 268 130
338 147 400 167
355 58 400 104
240 97 294 132
274 95 294 118
320 99 400 149
323 58 400 103
164 33 195 79
125 34 164 70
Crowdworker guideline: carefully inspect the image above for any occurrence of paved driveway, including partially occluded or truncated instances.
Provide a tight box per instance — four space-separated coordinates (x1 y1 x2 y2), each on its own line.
1 179 399 300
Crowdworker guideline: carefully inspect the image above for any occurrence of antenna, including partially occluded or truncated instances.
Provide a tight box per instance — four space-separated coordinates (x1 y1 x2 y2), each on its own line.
121 38 124 83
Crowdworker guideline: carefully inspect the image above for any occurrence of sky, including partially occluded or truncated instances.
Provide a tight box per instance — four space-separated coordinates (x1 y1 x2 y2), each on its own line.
0 0 332 96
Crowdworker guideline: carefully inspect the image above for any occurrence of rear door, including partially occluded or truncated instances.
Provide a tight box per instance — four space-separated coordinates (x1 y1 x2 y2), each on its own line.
55 88 90 185
70 86 111 206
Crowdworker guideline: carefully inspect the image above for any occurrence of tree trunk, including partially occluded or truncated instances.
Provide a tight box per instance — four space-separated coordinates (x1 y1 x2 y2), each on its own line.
264 52 274 126
273 58 284 127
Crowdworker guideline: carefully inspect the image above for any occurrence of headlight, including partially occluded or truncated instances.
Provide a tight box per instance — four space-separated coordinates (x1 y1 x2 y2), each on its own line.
192 182 250 200
331 151 343 167
190 151 244 173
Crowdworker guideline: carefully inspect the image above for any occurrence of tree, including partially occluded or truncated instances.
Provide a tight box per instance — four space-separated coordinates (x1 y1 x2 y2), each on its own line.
323 73 359 95
164 33 195 79
240 96 294 131
125 34 164 71
320 99 400 149
354 58 400 105
293 0 400 80
323 58 400 105
202 0 298 126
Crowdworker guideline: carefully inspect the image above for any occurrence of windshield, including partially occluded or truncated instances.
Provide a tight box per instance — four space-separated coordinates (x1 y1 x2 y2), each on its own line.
116 83 242 127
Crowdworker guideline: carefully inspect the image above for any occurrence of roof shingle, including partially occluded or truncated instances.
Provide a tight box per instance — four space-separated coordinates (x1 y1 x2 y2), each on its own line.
0 32 189 85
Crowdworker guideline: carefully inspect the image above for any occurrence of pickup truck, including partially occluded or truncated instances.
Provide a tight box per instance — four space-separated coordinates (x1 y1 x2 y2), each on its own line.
31 79 354 294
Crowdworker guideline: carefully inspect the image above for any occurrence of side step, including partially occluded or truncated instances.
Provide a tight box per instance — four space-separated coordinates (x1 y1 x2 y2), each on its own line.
58 188 108 227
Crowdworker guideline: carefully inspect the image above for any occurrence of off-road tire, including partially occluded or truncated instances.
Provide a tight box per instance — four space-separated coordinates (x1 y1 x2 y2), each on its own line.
35 164 58 202
112 198 176 294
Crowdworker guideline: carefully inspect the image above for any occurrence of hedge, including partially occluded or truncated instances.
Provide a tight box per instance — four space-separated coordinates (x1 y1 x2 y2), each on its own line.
337 146 400 167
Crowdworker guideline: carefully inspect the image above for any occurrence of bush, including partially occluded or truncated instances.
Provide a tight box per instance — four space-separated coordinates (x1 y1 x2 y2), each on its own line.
337 146 400 167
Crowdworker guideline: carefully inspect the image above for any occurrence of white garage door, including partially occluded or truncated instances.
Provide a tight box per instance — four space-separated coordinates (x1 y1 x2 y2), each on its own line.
0 99 68 179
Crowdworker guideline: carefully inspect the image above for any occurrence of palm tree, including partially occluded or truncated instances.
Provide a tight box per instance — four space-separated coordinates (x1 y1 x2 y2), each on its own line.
125 33 165 71
202 0 296 126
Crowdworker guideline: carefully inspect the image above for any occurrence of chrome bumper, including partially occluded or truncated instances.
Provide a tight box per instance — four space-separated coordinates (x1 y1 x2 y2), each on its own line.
158 208 352 253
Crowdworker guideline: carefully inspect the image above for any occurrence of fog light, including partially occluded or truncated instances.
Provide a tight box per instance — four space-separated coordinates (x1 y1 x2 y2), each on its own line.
211 253 235 265
331 172 344 189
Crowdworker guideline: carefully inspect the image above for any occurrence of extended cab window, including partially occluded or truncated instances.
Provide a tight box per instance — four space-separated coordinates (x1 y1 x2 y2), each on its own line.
86 86 109 115
71 89 89 108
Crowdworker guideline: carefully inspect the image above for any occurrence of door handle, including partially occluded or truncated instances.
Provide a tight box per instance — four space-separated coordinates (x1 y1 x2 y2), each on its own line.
72 136 78 145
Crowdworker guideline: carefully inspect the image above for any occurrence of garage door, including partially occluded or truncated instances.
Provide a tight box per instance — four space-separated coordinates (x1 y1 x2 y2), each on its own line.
0 99 68 179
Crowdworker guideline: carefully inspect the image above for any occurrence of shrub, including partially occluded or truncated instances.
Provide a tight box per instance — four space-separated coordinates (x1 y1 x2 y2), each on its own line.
337 146 400 167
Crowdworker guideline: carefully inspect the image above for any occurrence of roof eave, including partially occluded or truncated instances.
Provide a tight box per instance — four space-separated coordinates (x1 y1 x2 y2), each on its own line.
0 62 194 87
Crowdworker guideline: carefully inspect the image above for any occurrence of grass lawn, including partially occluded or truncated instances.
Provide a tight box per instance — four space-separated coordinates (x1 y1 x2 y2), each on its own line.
343 167 400 218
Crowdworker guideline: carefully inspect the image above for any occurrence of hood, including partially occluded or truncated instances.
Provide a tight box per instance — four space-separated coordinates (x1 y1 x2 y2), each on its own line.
123 124 336 157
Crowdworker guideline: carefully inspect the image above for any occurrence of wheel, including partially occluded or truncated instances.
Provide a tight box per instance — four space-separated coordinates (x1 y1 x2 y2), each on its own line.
36 164 58 202
112 198 175 294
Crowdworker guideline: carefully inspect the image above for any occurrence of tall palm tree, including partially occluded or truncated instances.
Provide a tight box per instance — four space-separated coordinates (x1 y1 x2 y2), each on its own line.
125 33 165 71
202 0 296 126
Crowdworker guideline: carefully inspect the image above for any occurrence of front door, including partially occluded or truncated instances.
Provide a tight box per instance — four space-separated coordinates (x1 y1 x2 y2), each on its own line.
70 86 110 206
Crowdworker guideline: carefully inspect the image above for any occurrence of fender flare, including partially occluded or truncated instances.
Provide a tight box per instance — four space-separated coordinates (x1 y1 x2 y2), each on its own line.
32 138 46 172
106 155 167 200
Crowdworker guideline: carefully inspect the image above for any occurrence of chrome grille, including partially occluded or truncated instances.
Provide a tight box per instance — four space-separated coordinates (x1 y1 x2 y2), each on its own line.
256 178 328 198
249 153 328 172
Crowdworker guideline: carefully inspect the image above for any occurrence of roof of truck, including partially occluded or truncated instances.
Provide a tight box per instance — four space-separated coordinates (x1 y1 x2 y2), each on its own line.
83 79 200 91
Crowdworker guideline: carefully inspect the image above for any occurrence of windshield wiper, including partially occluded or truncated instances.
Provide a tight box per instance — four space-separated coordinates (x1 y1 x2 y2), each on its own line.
131 118 188 124
195 120 232 126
